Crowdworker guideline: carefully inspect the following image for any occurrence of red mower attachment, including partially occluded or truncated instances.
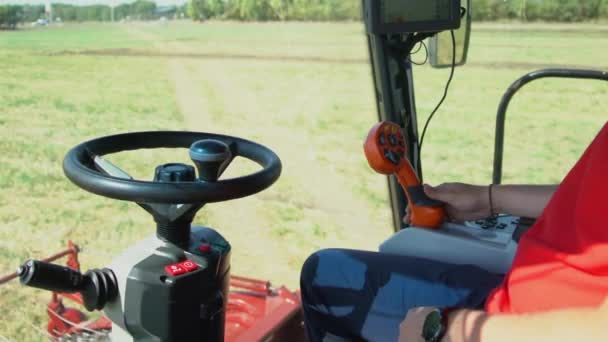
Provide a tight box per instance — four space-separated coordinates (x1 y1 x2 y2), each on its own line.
1 242 306 341
227 276 305 342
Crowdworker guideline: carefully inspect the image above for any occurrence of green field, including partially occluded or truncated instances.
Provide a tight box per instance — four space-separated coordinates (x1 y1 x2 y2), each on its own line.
1 21 607 340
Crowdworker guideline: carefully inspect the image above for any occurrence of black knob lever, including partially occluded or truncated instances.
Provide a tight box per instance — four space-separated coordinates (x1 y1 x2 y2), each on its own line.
189 139 232 182
18 260 118 311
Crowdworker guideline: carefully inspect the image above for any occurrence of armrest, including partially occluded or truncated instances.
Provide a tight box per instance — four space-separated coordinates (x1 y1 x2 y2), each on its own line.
379 216 520 274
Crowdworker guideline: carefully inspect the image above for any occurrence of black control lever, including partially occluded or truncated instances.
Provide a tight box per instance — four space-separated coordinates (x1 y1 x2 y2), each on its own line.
18 260 118 311
189 139 233 182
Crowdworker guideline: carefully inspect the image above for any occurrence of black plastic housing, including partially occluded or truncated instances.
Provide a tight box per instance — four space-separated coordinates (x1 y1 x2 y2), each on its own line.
123 227 231 342
18 260 118 311
363 0 461 34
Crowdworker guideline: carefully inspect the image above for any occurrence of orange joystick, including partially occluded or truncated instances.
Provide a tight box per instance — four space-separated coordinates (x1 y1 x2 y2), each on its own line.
364 121 445 229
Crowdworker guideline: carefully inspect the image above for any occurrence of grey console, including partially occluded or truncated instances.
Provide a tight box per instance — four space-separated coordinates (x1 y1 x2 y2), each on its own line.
380 215 521 274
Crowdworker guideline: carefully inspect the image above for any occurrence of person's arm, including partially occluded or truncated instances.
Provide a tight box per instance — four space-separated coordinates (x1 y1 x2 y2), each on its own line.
420 183 558 222
444 298 608 342
492 185 558 219
399 298 608 341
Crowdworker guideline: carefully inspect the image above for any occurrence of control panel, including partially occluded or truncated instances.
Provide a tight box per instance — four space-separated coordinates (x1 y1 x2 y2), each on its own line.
102 226 232 342
380 216 521 274
460 215 519 245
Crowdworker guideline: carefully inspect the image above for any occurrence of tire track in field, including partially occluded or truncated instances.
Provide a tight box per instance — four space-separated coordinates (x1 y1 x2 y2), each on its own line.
167 58 388 287
123 24 286 283
123 23 390 287
185 58 391 282
170 57 291 283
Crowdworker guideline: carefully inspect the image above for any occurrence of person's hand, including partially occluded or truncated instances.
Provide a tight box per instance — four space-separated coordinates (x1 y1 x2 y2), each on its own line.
398 306 437 342
403 183 490 224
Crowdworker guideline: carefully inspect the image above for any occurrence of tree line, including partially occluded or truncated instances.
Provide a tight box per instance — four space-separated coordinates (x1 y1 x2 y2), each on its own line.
188 0 608 21
188 0 359 21
0 5 21 29
0 0 178 28
2 0 608 30
473 0 608 22
52 4 114 22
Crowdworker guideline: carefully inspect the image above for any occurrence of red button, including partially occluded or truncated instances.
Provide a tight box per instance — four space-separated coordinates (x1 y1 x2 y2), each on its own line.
165 264 187 276
198 243 211 253
179 260 199 272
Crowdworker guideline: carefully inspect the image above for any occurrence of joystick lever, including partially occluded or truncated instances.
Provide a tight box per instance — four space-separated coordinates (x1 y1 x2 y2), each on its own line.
364 121 445 228
189 139 233 182
18 260 118 311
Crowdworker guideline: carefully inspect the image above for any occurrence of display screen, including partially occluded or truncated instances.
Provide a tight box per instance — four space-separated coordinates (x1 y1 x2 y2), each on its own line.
382 0 451 24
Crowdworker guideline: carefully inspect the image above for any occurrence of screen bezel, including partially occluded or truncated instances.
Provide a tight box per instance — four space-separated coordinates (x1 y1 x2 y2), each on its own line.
365 0 461 34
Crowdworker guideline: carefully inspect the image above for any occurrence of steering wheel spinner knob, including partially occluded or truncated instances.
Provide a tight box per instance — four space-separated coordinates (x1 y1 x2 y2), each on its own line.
189 139 232 182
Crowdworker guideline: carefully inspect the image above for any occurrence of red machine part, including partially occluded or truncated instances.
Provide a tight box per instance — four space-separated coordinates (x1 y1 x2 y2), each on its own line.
226 276 305 342
2 242 306 341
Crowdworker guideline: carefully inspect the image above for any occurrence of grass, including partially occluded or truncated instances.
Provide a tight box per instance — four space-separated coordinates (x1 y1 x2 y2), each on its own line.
1 21 607 341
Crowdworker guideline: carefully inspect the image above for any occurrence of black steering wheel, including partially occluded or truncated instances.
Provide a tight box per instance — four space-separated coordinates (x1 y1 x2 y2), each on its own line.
63 131 282 204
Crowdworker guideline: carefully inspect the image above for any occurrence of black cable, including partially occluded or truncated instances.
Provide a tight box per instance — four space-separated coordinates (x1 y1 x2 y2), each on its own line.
410 41 424 55
417 30 457 180
390 31 437 60
409 41 428 66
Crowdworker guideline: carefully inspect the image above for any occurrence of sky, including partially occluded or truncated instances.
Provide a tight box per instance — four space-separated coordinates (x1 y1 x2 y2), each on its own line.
0 0 188 5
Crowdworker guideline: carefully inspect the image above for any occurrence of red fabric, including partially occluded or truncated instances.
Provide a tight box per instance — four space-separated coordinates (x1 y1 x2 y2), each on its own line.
486 122 608 314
